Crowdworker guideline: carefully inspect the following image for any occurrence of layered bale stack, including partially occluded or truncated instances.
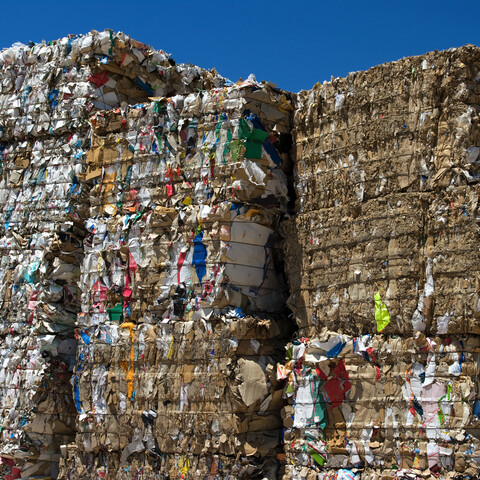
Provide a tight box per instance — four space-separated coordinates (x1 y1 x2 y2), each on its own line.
0 31 223 479
58 84 294 479
279 46 480 479
1 28 480 480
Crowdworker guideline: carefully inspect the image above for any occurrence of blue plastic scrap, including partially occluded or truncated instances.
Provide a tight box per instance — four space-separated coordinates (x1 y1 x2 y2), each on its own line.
192 231 207 283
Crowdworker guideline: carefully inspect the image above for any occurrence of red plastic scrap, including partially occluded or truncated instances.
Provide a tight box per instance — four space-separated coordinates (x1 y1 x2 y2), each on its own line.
325 359 352 409
325 378 345 408
88 71 110 88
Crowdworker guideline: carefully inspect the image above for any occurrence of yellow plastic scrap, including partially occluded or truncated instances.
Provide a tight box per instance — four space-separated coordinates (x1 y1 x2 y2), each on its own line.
121 321 135 341
374 291 390 332
178 455 190 476
167 335 174 359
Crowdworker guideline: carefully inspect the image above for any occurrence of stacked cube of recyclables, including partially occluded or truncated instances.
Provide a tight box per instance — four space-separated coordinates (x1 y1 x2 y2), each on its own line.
58 81 294 479
0 30 224 479
278 45 480 479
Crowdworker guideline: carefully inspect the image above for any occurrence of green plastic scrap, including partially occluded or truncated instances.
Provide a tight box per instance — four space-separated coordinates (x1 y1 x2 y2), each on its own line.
229 139 244 162
302 439 326 466
222 129 233 163
215 121 221 138
374 291 390 332
238 118 268 159
437 384 452 426
245 129 268 159
108 303 123 322
238 118 251 140
309 374 328 430
24 260 40 284
285 383 295 395
285 345 293 361
314 397 328 430
108 29 117 56
309 448 326 466
152 101 165 114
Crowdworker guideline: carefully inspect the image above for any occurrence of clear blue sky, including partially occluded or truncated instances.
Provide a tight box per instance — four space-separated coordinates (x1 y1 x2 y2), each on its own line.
2 0 479 93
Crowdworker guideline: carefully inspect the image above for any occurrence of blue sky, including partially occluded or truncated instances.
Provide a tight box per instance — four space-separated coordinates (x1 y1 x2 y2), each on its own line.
2 0 479 93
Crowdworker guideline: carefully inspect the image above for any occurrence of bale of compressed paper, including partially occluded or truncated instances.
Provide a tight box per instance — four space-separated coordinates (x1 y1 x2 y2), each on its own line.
0 29 226 479
280 45 480 480
59 82 294 479
0 30 225 140
60 314 288 480
284 45 480 338
277 332 480 480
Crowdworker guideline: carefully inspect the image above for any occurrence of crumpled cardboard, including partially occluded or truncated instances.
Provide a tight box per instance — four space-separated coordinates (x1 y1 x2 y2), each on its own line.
59 79 293 479
280 44 480 480
277 332 480 479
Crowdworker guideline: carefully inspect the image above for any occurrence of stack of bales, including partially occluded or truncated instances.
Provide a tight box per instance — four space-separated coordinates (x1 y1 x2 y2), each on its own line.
2 28 480 480
279 45 480 480
58 83 294 479
0 30 223 479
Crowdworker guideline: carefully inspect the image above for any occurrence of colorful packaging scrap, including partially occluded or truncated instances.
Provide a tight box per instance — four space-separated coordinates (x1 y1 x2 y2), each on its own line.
277 332 480 479
0 30 226 480
58 82 294 479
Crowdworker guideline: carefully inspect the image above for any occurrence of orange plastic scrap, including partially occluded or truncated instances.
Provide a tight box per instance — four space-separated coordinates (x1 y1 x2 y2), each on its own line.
120 321 135 399
121 321 135 341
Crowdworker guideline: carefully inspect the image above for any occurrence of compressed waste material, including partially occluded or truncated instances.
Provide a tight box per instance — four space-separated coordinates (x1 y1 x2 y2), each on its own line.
0 30 226 480
57 84 293 479
61 314 289 480
0 30 480 480
277 332 480 480
279 45 480 479
285 45 480 338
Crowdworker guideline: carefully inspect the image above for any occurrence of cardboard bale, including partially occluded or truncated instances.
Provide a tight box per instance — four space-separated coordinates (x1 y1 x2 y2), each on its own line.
67 314 288 479
285 45 480 339
277 332 480 480
0 30 225 141
292 45 480 212
284 192 424 337
281 44 480 479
